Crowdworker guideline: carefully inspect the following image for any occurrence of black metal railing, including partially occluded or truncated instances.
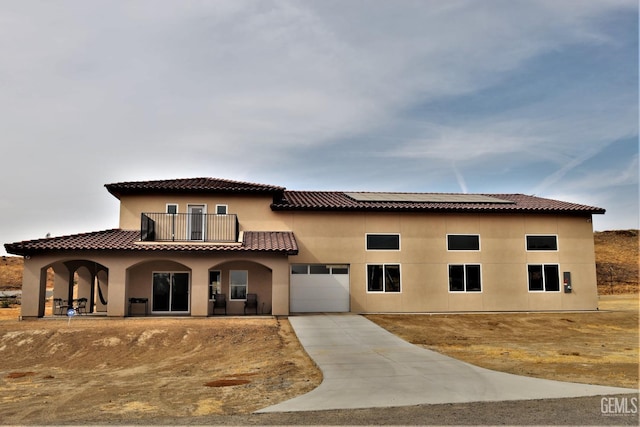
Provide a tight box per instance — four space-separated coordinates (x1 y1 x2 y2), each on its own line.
141 213 238 243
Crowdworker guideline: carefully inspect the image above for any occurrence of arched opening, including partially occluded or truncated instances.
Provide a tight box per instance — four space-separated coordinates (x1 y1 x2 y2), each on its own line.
208 260 273 315
127 260 191 315
45 260 108 317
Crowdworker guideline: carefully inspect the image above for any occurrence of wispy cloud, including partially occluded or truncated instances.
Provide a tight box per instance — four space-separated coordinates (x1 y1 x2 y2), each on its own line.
0 0 637 251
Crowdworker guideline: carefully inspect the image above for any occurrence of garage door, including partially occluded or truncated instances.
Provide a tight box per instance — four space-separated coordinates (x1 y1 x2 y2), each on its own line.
290 264 350 312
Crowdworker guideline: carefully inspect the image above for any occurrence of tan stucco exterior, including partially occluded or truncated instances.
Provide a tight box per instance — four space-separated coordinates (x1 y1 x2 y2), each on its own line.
15 186 600 318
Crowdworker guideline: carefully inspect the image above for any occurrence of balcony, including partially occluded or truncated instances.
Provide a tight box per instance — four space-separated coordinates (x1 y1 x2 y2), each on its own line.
141 213 238 243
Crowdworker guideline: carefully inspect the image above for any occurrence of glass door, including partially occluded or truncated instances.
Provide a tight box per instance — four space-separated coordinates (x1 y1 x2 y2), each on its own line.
152 272 190 313
188 205 205 241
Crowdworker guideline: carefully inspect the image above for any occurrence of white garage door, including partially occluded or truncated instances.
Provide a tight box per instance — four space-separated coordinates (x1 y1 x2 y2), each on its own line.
290 264 350 312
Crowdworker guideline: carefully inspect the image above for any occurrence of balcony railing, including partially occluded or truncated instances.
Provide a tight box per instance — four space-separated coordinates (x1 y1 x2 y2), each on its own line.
141 213 238 243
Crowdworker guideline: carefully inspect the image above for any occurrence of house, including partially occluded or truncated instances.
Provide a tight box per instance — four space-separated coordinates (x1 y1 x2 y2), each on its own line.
5 177 605 318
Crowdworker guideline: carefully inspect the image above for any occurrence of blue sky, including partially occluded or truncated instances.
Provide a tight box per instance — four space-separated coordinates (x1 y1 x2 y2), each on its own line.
0 0 638 255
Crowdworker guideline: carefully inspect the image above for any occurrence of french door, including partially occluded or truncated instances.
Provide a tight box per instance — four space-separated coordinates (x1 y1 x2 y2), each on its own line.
152 272 190 313
188 205 205 241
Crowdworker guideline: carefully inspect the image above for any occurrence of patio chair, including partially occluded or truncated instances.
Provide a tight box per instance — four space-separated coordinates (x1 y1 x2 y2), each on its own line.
212 293 227 315
75 298 88 315
244 293 258 315
53 298 68 315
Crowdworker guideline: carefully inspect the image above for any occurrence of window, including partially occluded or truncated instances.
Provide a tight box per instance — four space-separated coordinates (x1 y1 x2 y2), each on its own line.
526 235 558 251
309 265 330 274
447 234 480 251
291 265 308 274
230 270 248 300
291 264 350 275
366 234 400 250
367 264 401 292
208 270 221 300
216 204 228 215
166 204 178 214
449 264 482 292
528 264 560 292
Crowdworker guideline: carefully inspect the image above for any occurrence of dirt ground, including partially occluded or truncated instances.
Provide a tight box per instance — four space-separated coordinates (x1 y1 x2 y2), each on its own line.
367 294 639 389
0 312 322 425
0 295 637 425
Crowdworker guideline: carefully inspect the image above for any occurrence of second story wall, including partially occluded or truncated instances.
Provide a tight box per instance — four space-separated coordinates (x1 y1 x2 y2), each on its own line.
118 193 292 234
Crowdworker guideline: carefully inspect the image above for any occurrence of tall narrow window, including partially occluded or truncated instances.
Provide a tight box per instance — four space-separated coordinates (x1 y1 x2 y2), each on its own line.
209 270 221 300
367 264 401 292
449 264 482 292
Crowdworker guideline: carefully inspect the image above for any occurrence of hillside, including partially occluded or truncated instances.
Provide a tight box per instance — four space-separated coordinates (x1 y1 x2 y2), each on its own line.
1 230 638 294
594 229 639 294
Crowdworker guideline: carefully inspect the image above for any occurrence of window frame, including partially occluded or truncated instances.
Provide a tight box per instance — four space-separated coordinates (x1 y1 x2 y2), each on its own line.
366 263 401 293
526 234 559 251
366 233 401 251
166 203 178 215
447 234 481 251
229 270 248 301
215 204 228 215
208 270 221 301
448 264 482 293
527 264 561 292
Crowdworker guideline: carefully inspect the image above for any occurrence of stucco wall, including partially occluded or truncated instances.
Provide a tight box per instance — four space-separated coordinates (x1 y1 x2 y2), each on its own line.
282 211 598 312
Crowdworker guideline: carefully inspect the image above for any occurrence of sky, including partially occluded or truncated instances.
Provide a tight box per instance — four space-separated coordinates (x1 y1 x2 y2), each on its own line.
1 0 638 255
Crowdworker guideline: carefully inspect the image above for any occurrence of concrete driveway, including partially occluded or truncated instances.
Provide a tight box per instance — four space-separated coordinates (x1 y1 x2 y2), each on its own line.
259 314 637 413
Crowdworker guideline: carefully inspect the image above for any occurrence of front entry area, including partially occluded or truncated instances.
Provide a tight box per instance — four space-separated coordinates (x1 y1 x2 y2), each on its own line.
290 264 350 312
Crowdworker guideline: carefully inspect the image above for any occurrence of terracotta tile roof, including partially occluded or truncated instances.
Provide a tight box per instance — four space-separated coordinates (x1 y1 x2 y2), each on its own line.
106 177 285 199
4 229 298 256
272 191 606 214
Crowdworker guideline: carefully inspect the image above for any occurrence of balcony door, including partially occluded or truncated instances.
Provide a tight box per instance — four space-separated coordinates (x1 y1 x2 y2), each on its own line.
188 205 205 241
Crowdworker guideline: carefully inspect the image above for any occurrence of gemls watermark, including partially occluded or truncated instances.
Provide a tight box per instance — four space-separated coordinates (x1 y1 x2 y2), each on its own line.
601 397 638 416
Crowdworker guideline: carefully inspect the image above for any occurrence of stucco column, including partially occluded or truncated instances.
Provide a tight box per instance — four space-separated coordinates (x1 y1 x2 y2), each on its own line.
190 267 209 316
107 263 127 317
20 258 47 319
271 257 290 316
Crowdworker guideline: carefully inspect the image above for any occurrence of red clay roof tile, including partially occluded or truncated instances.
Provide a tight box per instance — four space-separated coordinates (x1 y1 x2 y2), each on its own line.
4 229 298 256
273 191 605 214
105 177 285 199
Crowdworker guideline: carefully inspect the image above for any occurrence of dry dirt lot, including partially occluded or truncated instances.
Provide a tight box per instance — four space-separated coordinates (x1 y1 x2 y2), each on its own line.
367 295 639 389
0 295 637 425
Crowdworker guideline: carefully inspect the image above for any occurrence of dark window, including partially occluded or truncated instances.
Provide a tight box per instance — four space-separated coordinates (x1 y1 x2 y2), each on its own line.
291 265 308 275
544 265 560 291
166 204 178 214
449 265 465 291
208 270 221 300
449 264 482 292
366 234 400 250
447 235 480 251
310 265 330 274
331 266 349 274
526 235 558 251
528 264 560 291
367 264 401 292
